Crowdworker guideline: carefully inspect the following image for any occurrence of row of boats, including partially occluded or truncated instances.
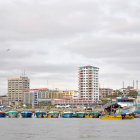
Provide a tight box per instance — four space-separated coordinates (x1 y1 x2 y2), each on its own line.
0 110 136 119
0 110 101 118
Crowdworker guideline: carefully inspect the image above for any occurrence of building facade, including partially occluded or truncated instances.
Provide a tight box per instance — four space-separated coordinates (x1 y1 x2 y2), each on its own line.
24 89 63 106
62 90 77 99
0 95 8 105
24 89 77 106
78 65 99 102
8 76 30 105
54 99 98 106
99 88 113 99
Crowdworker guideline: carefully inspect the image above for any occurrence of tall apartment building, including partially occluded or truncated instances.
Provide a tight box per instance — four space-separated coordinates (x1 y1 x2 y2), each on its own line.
78 65 99 102
8 76 30 105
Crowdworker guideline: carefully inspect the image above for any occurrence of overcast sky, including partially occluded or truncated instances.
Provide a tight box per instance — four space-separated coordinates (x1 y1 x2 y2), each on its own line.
0 0 140 95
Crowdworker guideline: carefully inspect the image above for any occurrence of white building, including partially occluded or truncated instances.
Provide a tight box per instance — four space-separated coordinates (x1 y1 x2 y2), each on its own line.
78 65 99 102
116 97 135 107
72 92 79 99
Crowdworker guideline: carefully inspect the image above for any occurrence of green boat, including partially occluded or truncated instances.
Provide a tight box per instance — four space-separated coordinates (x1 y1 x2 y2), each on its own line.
89 111 101 118
7 111 19 118
76 112 86 118
72 112 77 118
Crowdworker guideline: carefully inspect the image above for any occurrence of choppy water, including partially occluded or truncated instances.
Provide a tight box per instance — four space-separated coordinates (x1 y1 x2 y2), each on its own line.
0 118 140 140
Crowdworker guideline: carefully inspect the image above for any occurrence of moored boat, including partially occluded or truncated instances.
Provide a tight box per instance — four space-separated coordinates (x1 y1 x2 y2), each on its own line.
89 111 101 118
85 113 93 118
0 111 6 118
99 113 134 120
7 111 19 118
21 110 33 118
62 111 73 118
76 112 86 118
48 111 59 118
133 109 140 118
35 111 47 118
72 112 77 118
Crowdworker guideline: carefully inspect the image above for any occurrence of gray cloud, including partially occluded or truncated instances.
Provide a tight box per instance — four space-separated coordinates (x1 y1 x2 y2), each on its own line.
0 0 140 94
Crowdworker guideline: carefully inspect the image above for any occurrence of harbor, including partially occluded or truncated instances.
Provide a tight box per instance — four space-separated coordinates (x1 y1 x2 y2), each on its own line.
0 117 139 140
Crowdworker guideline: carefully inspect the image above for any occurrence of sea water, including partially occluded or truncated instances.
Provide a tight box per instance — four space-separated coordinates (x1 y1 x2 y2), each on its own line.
0 118 140 140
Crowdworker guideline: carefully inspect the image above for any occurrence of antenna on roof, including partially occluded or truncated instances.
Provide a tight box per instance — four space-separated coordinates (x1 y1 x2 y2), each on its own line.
21 69 26 77
133 80 135 89
123 81 125 89
136 80 139 90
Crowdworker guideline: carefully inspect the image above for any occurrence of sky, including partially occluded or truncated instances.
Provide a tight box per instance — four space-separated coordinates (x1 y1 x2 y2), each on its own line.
0 0 140 95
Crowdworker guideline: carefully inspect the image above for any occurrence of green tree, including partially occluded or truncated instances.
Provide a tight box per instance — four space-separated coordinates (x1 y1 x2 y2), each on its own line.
101 99 109 105
113 90 123 97
127 90 138 98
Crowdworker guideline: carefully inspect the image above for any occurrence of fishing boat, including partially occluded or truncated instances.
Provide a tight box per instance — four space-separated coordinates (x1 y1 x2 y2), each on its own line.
0 111 6 118
21 110 33 118
76 112 86 118
35 111 47 118
99 113 134 120
85 111 100 118
7 111 19 118
48 111 59 118
62 111 73 118
72 112 77 118
133 91 140 118
85 113 93 118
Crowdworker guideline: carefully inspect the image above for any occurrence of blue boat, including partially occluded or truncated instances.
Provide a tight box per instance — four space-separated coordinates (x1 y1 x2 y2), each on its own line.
133 109 140 118
0 111 6 118
21 110 33 118
48 111 59 118
62 111 73 118
35 111 47 118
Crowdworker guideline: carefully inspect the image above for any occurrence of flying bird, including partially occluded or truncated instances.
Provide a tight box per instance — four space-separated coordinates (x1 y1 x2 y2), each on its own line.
6 49 10 52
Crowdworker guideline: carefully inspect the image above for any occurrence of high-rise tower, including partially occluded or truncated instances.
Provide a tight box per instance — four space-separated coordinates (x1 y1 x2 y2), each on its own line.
78 66 99 102
8 76 30 105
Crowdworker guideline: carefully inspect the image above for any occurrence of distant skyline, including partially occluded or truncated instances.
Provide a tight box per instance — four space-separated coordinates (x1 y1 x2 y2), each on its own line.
1 0 140 95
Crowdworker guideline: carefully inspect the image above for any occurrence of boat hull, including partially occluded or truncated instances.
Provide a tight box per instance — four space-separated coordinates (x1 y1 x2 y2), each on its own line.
35 111 47 118
85 115 93 118
48 113 59 118
99 114 134 120
21 111 33 118
8 113 19 118
0 112 6 118
77 113 85 118
62 113 73 118
133 113 140 118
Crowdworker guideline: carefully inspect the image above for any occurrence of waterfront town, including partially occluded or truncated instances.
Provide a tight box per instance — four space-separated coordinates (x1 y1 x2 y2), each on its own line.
0 65 140 119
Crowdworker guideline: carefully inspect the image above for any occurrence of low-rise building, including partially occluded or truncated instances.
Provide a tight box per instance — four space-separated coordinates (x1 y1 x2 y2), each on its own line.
0 95 8 106
24 88 78 106
24 88 63 106
53 99 98 106
116 96 135 107
99 88 113 99
61 90 77 99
